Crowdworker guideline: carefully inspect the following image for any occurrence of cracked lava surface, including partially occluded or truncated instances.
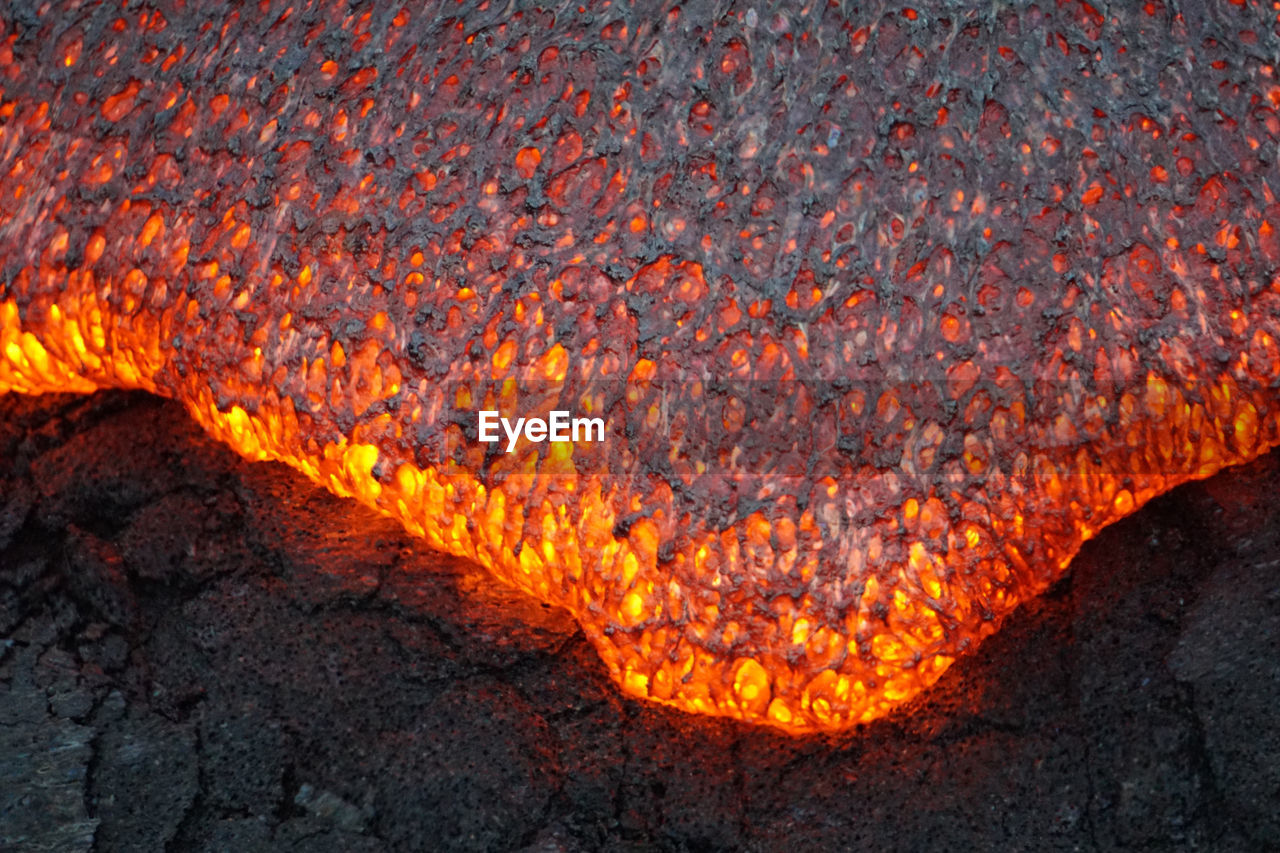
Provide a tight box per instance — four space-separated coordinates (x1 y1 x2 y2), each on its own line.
2 1 1280 731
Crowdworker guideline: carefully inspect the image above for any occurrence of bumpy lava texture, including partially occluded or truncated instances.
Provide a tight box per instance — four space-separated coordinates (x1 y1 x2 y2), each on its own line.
2 1 1280 733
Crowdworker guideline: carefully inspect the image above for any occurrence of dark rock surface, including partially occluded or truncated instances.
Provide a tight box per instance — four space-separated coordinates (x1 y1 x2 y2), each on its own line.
1 389 1278 852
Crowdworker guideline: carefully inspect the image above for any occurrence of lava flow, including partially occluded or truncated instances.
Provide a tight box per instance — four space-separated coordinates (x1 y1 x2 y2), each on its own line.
2 1 1279 733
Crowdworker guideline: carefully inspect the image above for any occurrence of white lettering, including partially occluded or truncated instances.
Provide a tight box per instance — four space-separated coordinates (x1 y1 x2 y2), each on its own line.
573 416 605 442
502 416 525 453
549 410 570 441
479 410 605 452
478 410 500 443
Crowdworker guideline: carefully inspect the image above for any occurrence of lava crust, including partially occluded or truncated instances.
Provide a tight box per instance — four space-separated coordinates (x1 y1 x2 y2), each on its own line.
2 1 1279 732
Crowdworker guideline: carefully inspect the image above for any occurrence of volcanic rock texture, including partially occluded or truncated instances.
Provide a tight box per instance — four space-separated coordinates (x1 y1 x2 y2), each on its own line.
2 0 1280 734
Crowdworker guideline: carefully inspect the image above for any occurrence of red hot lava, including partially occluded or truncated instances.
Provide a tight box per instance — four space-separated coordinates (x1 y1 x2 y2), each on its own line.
2 1 1279 732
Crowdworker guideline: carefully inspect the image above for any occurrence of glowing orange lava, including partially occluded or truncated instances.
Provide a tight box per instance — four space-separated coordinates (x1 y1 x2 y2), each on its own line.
2 1 1279 732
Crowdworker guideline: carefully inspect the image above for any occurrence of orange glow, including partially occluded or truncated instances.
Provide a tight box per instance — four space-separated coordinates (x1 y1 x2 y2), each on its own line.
3 0 1280 736
4 244 1278 733
515 147 542 178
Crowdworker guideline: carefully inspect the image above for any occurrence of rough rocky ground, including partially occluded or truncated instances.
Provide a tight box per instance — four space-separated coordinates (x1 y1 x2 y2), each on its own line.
1 390 1277 852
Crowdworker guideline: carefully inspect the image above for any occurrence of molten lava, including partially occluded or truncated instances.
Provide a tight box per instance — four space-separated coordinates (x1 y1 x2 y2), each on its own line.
2 2 1279 732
